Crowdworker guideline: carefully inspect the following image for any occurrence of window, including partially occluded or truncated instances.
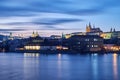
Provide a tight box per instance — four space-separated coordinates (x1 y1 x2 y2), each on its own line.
85 39 89 41
77 42 80 44
94 45 98 47
94 38 98 41
87 45 89 47
91 45 94 47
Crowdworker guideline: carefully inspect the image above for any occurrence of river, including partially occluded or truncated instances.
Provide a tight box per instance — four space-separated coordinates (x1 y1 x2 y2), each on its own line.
0 53 120 80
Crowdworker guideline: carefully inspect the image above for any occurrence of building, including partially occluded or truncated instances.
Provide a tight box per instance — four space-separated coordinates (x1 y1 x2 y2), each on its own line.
50 35 62 39
100 28 120 39
68 35 103 52
86 23 103 36
100 32 112 39
64 32 86 39
23 36 68 51
31 31 39 38
8 32 14 40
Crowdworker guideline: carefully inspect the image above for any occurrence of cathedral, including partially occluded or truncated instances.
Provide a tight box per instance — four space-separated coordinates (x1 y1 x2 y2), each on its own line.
86 23 103 33
31 31 39 37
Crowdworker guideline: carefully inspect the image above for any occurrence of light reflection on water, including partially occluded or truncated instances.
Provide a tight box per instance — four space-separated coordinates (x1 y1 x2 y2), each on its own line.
91 53 98 80
113 53 118 80
24 53 40 57
0 53 120 80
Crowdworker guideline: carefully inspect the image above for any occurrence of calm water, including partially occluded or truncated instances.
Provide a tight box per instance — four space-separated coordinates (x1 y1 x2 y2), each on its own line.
0 53 120 80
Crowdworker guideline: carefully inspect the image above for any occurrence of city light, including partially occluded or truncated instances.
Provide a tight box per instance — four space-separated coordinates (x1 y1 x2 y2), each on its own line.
24 46 40 50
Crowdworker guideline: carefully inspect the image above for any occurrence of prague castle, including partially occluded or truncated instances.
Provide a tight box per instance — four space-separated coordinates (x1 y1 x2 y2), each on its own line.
86 23 103 33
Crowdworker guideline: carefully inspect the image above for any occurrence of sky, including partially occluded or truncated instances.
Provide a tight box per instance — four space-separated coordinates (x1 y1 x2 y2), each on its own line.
0 0 120 36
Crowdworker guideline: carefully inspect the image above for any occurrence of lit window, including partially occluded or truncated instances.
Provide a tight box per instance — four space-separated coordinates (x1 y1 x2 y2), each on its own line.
87 45 89 47
92 45 94 47
85 39 89 41
77 42 80 44
36 46 40 50
94 38 98 41
24 46 40 50
94 45 98 47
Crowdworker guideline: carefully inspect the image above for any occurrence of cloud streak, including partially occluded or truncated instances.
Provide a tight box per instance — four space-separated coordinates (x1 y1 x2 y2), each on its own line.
0 0 120 32
0 0 119 17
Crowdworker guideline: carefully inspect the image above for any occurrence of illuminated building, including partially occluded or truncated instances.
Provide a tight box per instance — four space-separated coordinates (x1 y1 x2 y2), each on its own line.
68 35 103 52
24 36 45 50
86 23 103 36
86 23 103 33
64 34 72 39
31 31 39 38
100 32 112 39
24 46 40 50
64 32 86 39
100 28 120 39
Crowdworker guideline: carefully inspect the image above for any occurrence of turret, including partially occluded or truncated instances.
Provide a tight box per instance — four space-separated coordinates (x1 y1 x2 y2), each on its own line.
86 23 91 32
113 28 116 32
32 31 39 37
89 22 92 28
110 28 112 32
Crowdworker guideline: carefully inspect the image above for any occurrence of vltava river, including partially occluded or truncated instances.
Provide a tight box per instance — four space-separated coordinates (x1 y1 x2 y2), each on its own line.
0 53 120 80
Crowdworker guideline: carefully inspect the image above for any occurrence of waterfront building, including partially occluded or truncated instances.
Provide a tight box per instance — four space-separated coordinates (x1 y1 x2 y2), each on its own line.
68 35 103 52
23 35 68 51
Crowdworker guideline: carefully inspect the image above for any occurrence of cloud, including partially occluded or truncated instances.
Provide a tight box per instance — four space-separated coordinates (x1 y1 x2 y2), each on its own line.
33 18 83 25
0 18 82 26
0 0 120 32
0 0 119 17
0 29 26 31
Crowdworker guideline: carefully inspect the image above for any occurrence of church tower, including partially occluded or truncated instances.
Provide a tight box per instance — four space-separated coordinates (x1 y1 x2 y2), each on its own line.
35 31 39 37
86 22 91 32
32 31 39 37
110 28 112 32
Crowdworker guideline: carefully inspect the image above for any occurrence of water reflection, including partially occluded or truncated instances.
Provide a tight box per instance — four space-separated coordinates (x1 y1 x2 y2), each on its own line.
23 53 40 80
24 53 40 57
58 53 61 59
113 53 118 80
57 53 62 78
0 53 120 80
91 54 98 80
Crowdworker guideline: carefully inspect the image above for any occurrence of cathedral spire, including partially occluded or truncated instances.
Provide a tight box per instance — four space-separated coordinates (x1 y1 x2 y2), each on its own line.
110 28 112 32
93 24 95 28
86 23 91 32
113 28 116 32
89 22 92 28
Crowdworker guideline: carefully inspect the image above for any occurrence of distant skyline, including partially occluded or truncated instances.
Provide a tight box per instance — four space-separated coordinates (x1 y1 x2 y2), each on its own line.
0 0 120 35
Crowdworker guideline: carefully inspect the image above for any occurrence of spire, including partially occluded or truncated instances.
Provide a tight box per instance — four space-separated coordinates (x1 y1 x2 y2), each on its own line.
32 31 35 34
93 24 95 28
110 28 112 32
89 22 91 28
113 28 116 32
10 32 12 37
32 31 35 37
62 32 65 39
36 31 38 35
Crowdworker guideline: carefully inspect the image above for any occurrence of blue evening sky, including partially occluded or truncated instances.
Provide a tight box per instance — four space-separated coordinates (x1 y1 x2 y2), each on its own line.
0 0 120 36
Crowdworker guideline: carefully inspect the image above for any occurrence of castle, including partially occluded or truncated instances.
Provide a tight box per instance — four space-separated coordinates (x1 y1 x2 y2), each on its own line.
86 23 103 33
